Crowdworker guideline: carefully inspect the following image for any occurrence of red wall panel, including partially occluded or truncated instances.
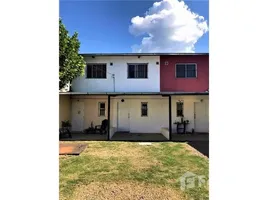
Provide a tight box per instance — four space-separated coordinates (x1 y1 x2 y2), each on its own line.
160 55 209 92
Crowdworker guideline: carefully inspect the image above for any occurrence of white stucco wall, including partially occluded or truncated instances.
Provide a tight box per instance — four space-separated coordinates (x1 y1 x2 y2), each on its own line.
71 56 160 93
111 95 169 133
70 95 209 134
171 95 209 133
161 128 170 139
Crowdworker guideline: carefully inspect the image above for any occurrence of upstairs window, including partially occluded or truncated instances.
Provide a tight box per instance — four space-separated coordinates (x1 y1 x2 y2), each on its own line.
98 102 105 116
128 63 148 78
86 64 107 79
176 101 184 117
176 64 197 78
141 102 148 117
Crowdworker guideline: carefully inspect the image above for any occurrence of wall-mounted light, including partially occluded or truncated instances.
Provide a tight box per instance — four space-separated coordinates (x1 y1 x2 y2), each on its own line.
121 99 125 102
165 61 169 65
156 61 159 65
138 56 141 58
92 56 95 58
110 62 113 66
200 99 203 102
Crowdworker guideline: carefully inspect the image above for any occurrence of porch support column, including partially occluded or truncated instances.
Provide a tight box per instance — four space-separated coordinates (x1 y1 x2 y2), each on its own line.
107 95 111 141
169 95 172 140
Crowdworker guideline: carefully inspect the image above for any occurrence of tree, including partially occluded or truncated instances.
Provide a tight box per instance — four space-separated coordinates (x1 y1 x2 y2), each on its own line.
59 19 86 90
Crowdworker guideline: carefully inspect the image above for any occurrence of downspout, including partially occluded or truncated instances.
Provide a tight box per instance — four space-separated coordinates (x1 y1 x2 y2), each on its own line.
112 74 115 92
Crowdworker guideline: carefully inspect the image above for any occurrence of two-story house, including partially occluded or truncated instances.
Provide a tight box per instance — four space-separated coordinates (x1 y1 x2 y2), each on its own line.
59 53 209 141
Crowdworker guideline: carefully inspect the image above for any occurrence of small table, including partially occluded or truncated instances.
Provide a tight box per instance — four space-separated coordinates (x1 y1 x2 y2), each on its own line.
173 122 189 134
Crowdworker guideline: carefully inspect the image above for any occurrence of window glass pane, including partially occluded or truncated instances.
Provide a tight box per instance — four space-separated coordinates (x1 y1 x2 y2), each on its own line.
128 65 135 78
176 102 183 117
87 65 92 78
142 109 147 116
141 103 148 116
176 64 185 77
186 70 196 77
86 64 106 78
102 65 106 78
187 64 196 71
129 64 147 78
100 109 105 116
186 64 196 77
138 65 146 78
100 103 105 109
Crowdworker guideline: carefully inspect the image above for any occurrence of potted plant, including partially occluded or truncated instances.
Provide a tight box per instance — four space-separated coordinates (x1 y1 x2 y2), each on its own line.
184 120 190 124
62 120 71 129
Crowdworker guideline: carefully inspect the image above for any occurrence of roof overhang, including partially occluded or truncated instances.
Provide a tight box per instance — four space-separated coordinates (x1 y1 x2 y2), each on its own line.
80 53 209 57
59 92 209 96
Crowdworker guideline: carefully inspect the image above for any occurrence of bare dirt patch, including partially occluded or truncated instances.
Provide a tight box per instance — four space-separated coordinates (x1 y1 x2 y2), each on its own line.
59 143 88 155
71 181 187 200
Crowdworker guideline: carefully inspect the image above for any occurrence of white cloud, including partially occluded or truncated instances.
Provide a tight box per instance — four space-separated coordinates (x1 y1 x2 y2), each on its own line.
129 0 208 53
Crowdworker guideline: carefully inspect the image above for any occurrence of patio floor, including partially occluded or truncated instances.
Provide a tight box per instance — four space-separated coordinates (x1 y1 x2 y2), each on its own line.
60 132 107 141
110 132 168 141
171 133 209 142
59 132 208 142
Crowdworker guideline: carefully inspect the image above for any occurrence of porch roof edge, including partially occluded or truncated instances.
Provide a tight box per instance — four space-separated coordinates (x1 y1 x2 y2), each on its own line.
59 92 209 95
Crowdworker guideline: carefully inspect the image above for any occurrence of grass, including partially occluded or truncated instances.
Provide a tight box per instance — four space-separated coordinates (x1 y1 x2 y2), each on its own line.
59 141 209 200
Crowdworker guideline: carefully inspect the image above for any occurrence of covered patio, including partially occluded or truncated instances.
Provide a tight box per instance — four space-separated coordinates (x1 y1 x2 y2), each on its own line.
60 92 209 141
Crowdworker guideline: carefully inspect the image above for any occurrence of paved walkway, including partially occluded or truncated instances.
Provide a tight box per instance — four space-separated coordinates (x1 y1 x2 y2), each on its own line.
111 132 168 141
172 133 208 141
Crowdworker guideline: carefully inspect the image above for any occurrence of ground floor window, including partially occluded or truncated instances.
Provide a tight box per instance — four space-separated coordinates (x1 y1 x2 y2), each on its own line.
141 102 148 117
98 102 105 116
176 101 184 117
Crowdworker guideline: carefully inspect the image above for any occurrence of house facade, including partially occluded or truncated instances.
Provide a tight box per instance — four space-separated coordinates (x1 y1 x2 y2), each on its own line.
59 53 209 140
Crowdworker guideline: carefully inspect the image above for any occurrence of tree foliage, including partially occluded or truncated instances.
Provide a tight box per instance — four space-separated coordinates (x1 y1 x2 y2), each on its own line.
59 19 86 90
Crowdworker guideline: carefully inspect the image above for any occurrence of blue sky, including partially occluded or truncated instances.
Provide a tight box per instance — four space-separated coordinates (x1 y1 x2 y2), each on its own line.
60 0 209 53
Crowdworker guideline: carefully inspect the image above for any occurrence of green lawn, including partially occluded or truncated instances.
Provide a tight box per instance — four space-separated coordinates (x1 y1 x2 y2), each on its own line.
60 141 209 200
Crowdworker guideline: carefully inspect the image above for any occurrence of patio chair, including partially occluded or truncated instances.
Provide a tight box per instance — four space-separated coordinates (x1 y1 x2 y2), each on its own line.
95 119 108 135
83 121 95 134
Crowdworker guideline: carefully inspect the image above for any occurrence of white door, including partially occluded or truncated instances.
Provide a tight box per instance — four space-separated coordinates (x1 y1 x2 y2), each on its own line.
71 101 84 132
194 101 209 133
118 100 130 132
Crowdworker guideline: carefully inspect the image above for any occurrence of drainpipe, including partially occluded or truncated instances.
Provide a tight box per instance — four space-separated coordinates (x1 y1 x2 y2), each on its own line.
112 74 115 92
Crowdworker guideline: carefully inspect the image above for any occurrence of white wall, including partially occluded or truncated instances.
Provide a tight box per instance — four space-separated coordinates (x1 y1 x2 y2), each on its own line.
171 95 209 133
111 95 169 133
71 96 109 130
71 56 160 93
70 95 209 134
161 128 170 139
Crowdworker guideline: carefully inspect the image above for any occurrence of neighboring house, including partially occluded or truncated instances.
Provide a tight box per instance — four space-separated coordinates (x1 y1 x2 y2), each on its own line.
59 53 209 140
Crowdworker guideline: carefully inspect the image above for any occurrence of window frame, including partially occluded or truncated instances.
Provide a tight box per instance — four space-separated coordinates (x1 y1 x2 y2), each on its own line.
86 63 107 79
175 63 197 78
127 63 148 79
141 102 148 117
176 101 184 117
98 102 106 117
